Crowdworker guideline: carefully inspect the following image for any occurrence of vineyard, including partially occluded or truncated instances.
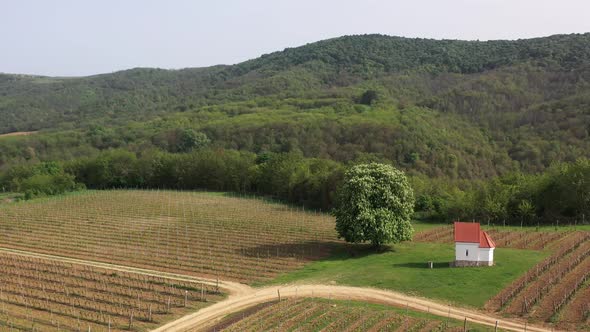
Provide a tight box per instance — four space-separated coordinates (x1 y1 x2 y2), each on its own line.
484 231 590 330
3 190 588 330
0 190 339 283
415 225 590 329
209 298 496 332
0 251 223 331
414 225 569 250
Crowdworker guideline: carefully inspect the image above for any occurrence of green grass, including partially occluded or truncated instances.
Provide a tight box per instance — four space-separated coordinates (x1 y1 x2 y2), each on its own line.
265 242 548 308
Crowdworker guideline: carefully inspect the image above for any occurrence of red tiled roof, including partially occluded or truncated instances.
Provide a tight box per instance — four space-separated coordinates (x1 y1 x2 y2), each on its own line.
454 222 480 243
480 231 496 248
454 221 496 248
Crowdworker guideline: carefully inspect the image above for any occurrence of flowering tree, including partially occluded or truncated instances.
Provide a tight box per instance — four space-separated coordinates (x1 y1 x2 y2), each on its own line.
333 163 414 247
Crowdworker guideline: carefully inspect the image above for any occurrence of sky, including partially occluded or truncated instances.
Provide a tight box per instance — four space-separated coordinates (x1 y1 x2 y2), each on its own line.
2 0 590 77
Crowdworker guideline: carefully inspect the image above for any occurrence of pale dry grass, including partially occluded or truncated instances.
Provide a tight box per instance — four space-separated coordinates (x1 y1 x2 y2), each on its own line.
0 131 37 138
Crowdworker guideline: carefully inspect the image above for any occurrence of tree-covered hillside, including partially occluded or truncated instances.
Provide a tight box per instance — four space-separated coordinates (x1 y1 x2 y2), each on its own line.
1 33 590 179
235 33 590 75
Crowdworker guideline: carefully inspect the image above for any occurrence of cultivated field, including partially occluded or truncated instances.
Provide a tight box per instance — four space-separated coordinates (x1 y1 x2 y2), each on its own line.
2 190 585 330
209 298 498 332
414 225 590 329
0 251 223 332
0 190 338 283
486 232 590 330
414 225 570 250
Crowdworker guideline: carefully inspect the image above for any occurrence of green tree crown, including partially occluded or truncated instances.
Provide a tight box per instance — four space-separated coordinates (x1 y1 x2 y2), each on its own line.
333 163 415 247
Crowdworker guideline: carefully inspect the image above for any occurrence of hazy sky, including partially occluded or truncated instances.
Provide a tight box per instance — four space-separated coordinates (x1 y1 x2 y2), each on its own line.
2 0 590 76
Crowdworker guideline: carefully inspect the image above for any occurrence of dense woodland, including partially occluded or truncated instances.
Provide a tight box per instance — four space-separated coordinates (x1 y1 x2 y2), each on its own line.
1 33 589 225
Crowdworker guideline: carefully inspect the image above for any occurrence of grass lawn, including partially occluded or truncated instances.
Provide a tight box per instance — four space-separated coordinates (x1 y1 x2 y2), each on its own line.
265 242 548 308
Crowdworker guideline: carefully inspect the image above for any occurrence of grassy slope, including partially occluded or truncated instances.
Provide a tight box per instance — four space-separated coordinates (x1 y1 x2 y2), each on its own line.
266 242 547 308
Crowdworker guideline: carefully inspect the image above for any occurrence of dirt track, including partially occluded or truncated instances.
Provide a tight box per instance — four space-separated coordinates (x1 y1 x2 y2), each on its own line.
0 131 37 138
0 247 554 332
154 284 554 332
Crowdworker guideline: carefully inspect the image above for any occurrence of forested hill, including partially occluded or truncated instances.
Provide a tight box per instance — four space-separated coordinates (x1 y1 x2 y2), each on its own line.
2 33 590 132
234 33 590 75
1 33 590 178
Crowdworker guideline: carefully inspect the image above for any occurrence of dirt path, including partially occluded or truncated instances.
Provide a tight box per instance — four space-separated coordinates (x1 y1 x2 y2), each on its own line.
0 131 37 138
0 247 554 332
154 284 555 332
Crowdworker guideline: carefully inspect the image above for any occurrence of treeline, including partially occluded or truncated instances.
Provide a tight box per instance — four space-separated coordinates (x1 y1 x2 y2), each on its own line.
418 159 590 225
1 162 83 199
2 148 589 225
0 149 343 210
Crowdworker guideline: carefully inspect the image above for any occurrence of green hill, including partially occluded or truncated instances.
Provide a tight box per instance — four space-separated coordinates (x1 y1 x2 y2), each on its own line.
1 33 590 178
